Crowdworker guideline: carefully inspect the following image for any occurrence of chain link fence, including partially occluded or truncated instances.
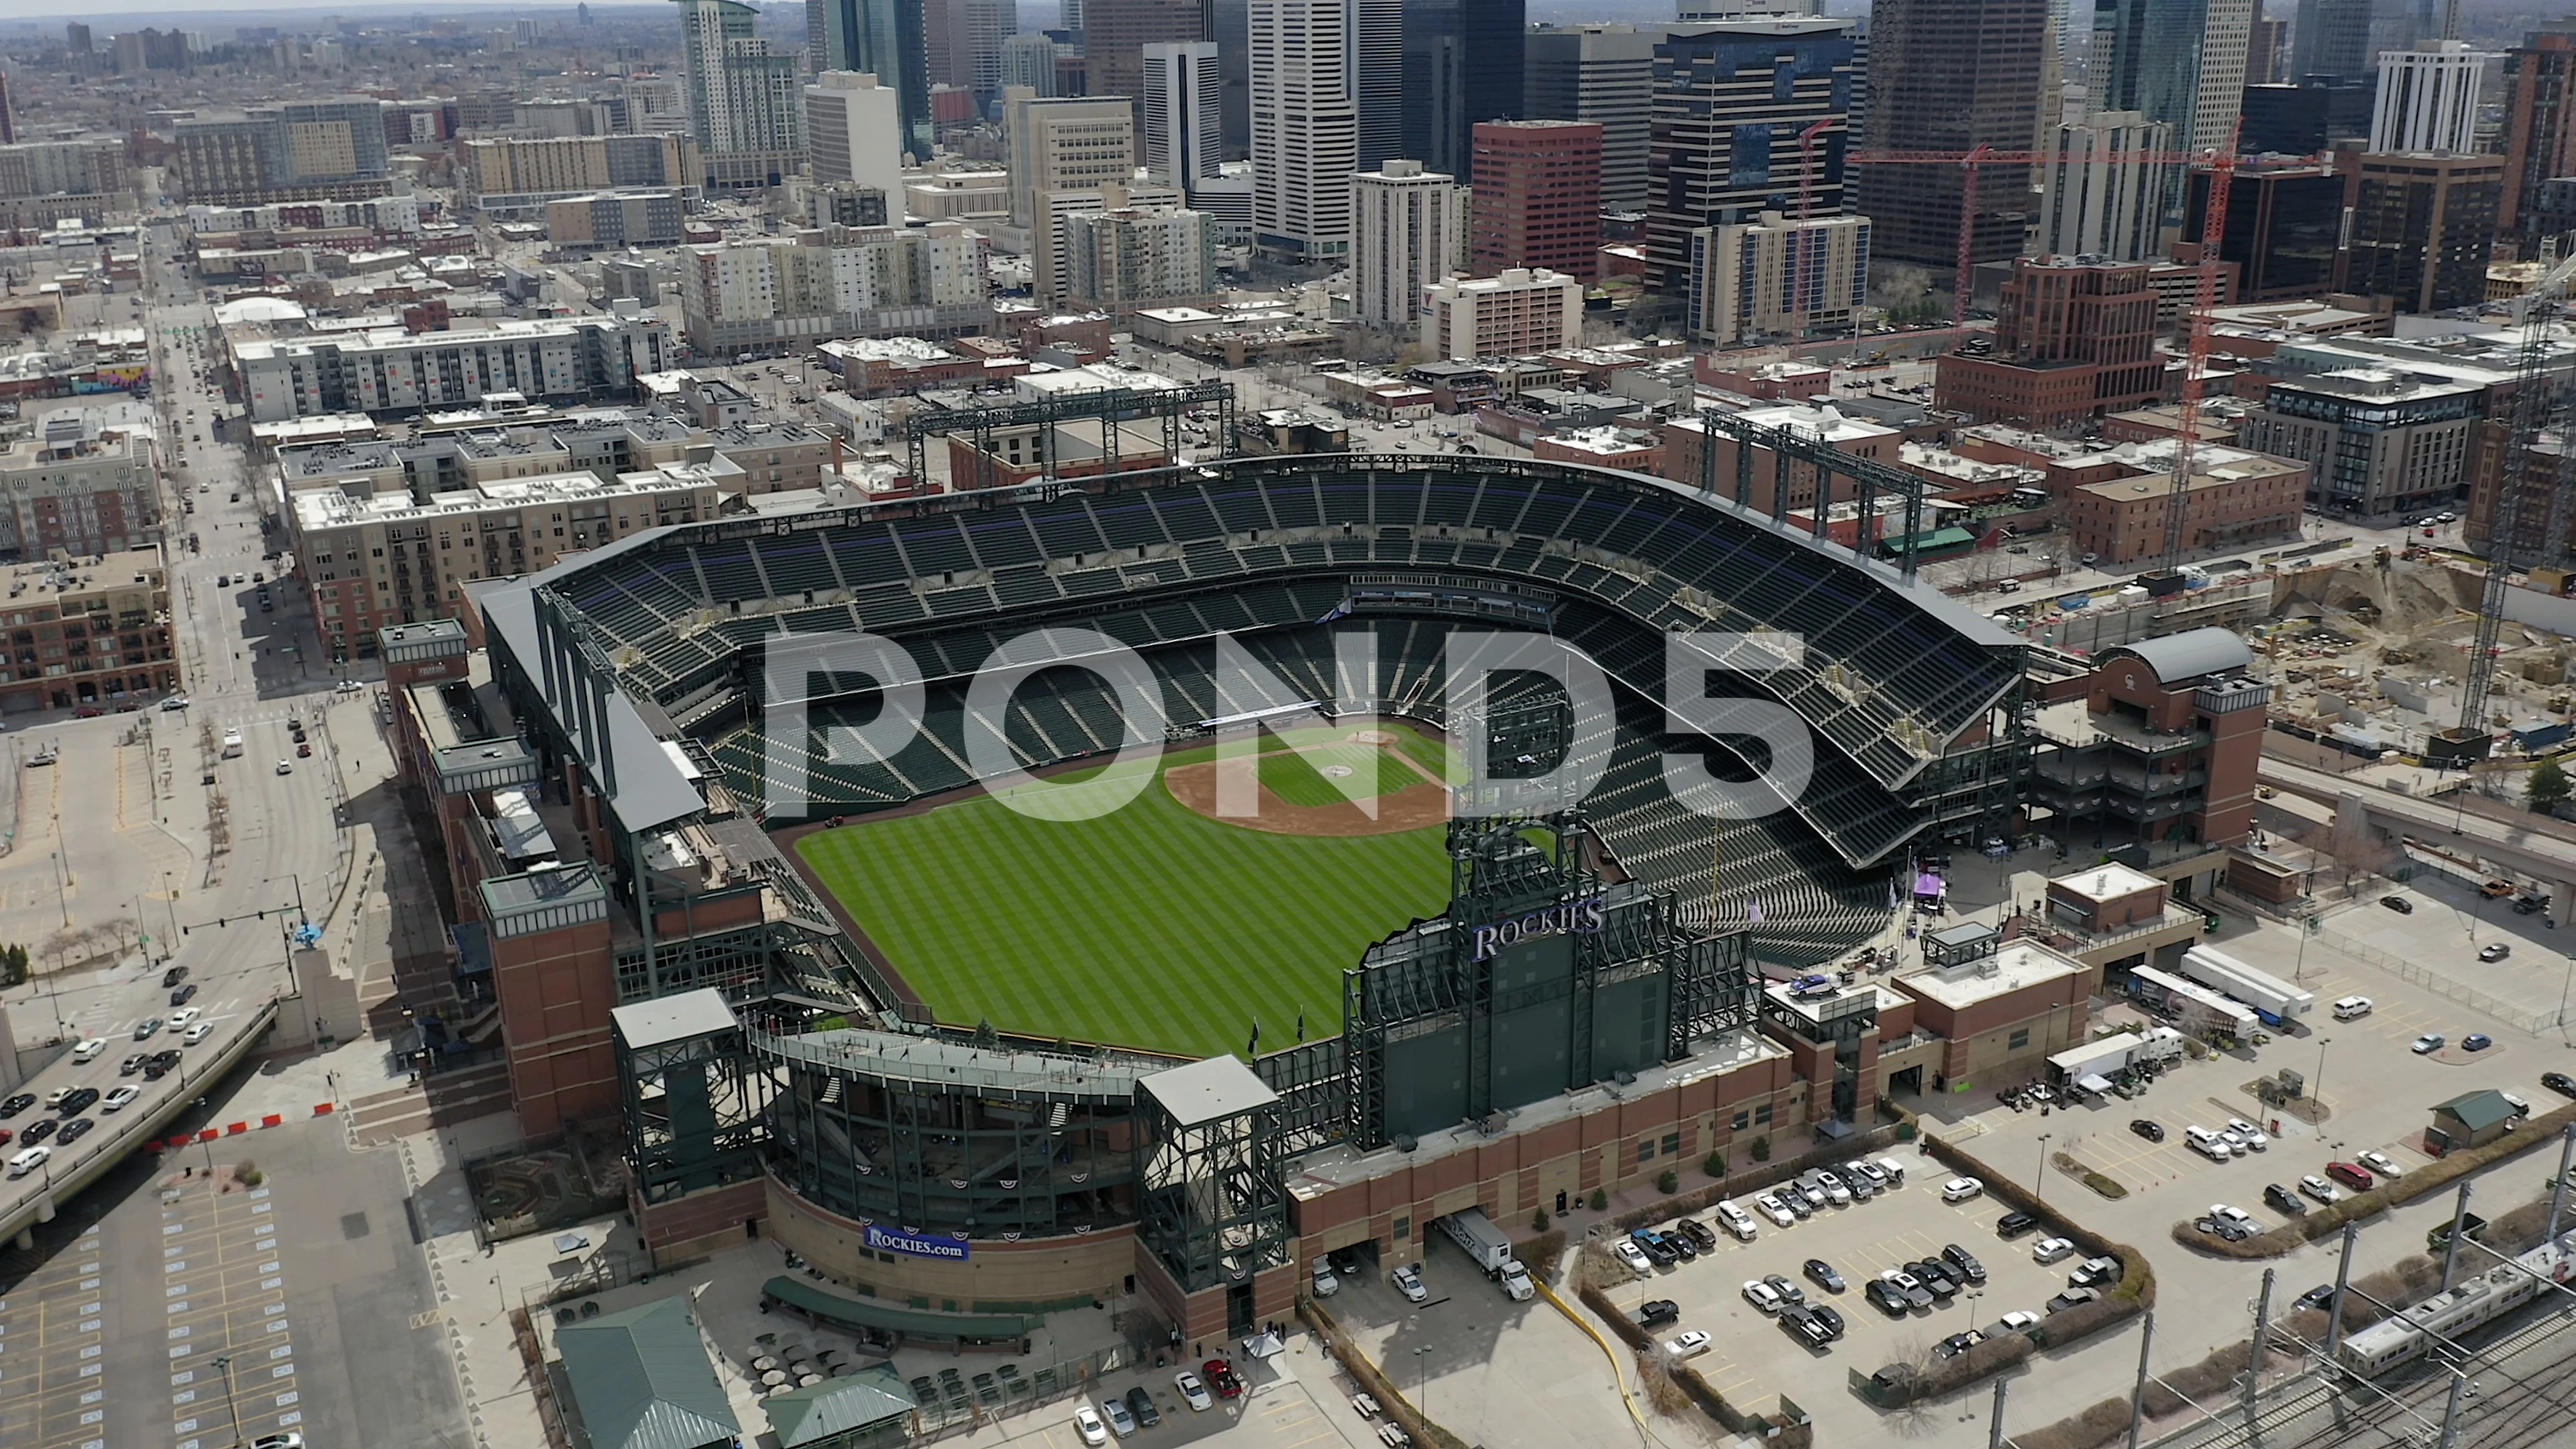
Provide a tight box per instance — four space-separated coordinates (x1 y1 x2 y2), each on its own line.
2316 928 2555 1034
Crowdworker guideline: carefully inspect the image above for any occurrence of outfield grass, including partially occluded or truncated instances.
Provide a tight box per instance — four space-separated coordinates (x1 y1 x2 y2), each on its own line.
797 724 1455 1059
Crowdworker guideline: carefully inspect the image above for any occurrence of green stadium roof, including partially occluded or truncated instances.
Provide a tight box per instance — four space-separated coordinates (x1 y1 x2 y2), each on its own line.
764 1275 1042 1342
554 1295 739 1449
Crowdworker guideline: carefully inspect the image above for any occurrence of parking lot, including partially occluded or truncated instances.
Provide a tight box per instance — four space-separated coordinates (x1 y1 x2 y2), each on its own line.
158 1173 307 1449
1593 1148 2100 1403
0 1220 109 1449
2346 868 2573 1024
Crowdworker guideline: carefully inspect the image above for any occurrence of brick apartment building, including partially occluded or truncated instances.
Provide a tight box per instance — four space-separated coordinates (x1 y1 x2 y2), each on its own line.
2063 441 2308 565
1936 256 2165 427
0 547 180 713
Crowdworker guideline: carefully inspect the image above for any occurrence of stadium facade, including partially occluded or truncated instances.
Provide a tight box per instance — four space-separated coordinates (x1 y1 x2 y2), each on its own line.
384 453 2085 1342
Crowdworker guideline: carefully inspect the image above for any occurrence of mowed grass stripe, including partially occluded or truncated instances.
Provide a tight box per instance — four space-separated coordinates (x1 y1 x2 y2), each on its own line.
1256 741 1398 806
800 757 1448 1059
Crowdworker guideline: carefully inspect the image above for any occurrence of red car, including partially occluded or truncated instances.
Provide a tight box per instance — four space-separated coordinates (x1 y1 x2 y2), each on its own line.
73 706 101 718
1202 1359 1243 1399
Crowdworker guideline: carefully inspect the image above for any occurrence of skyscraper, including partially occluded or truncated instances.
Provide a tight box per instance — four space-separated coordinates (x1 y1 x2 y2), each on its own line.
1140 41 1222 183
2346 151 2502 311
1209 0 1251 160
0 74 15 146
1250 0 1358 262
2500 23 2576 244
2246 17 2286 86
1002 89 1134 227
926 0 1018 106
676 0 804 189
808 0 934 160
1401 0 1526 182
1470 120 1602 281
1851 0 2048 270
1523 24 1671 213
1086 0 1203 124
2092 0 2255 157
804 72 907 205
2371 41 2491 154
1002 33 1062 96
2041 111 2178 261
1350 0 1405 171
1352 159 1464 326
1646 19 1855 292
2289 0 2374 82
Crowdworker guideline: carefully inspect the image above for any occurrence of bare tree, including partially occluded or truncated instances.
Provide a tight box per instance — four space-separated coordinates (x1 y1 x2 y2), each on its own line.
2322 807 2396 897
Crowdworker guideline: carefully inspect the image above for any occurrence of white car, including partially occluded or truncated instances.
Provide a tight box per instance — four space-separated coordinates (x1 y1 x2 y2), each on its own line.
1742 1279 1786 1314
6 1144 50 1178
1714 1201 1760 1241
70 1037 106 1063
276 758 292 775
1998 1309 2041 1333
2032 1236 2077 1264
1173 1371 1212 1412
2225 1119 2269 1151
1815 1169 1852 1204
1073 1403 1110 1446
1752 1192 1796 1227
1941 1176 1985 1203
167 1008 201 1028
1613 1239 1654 1275
2298 1175 2340 1204
2210 1203 2255 1229
182 1022 212 1045
1310 1258 1338 1296
2358 1150 2404 1179
1666 1330 1713 1358
101 1086 141 1112
1391 1264 1428 1303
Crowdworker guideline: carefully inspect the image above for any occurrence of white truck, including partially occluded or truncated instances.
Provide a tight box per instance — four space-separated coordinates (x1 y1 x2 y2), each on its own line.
2046 1027 2184 1089
220 728 244 759
1440 1208 1534 1300
2178 945 2315 1026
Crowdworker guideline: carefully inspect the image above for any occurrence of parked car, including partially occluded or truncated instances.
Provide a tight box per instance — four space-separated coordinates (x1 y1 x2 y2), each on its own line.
1097 1395 1135 1438
2130 1119 2165 1142
1173 1371 1212 1412
2070 1256 2125 1288
1637 1299 1680 1328
1675 1219 1719 1254
1865 1278 1911 1316
2413 1034 2445 1055
1742 1279 1786 1315
1713 1201 1760 1241
1309 1258 1339 1296
1124 1385 1161 1428
2358 1151 2404 1179
1391 1265 1427 1303
2298 1175 2341 1205
1996 1212 2041 1239
1752 1193 1796 1228
1073 1405 1111 1445
1941 1244 1988 1284
2465 1033 2494 1052
2380 896 2414 914
1940 1177 1985 1203
1612 1239 1654 1275
1998 1309 2042 1334
1808 1303 1845 1341
1762 1273 1808 1309
2326 1161 2375 1192
2296 1284 2337 1311
2032 1236 2078 1264
1803 1258 1845 1293
1935 1330 1987 1360
2210 1203 2256 1230
1879 1271 1934 1310
2547 1071 2576 1099
1780 1305 1832 1346
2263 1183 2308 1216
2479 944 2512 963
2048 1287 2102 1313
1203 1360 1242 1397
1666 1330 1712 1358
2225 1118 2270 1151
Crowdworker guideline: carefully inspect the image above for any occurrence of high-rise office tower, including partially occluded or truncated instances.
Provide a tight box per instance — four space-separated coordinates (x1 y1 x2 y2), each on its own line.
1401 0 1525 182
927 0 1018 105
66 23 92 54
1002 89 1135 227
2094 0 2256 158
1470 120 1602 281
2500 23 2576 242
1852 0 2047 270
804 72 908 207
1352 160 1464 326
1350 0 1405 171
2371 41 2491 154
0 74 15 146
808 0 934 161
1002 32 1062 96
2182 164 2349 299
1086 0 1202 125
2041 111 2178 260
1140 41 1222 182
1646 19 1855 292
2347 150 2502 311
1523 25 1670 213
2290 0 2375 82
1209 0 1250 160
676 0 804 189
1250 0 1358 261
2246 17 2287 86
1063 0 1086 32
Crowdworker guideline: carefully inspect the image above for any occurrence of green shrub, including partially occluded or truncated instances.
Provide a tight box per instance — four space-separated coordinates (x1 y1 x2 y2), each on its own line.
1532 1208 1550 1233
1750 1136 1771 1162
1656 1169 1678 1195
1590 1187 1608 1211
1704 1150 1726 1178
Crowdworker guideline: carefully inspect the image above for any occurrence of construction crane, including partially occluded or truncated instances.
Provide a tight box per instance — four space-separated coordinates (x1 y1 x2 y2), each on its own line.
1847 144 2264 332
2448 245 2576 760
2157 122 2243 579
1788 117 1837 339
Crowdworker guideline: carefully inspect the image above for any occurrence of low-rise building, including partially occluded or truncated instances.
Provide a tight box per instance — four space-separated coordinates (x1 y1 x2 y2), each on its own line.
543 190 686 250
0 546 178 713
678 226 994 356
459 133 703 215
2237 365 2487 519
814 337 1026 396
1532 426 1662 472
1420 268 1585 362
2063 441 2308 566
233 313 677 422
1656 404 1900 515
1320 372 1434 419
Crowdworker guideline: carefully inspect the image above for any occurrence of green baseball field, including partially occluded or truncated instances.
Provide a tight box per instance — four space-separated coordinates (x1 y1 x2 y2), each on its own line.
794 723 1460 1059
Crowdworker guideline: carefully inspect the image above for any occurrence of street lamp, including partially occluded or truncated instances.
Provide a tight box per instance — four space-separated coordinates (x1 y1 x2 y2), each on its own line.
209 1354 244 1448
2312 1036 2332 1120
2035 1132 2053 1202
1411 1346 1432 1421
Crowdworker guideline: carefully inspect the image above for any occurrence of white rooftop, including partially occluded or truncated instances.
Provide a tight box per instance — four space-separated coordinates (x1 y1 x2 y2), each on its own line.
2051 863 2165 904
1899 940 2092 1011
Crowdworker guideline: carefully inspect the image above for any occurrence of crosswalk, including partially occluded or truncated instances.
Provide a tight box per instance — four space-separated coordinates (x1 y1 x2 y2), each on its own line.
79 1000 249 1045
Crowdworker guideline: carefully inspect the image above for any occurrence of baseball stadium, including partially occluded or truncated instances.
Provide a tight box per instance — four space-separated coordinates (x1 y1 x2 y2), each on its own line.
448 445 2032 1342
